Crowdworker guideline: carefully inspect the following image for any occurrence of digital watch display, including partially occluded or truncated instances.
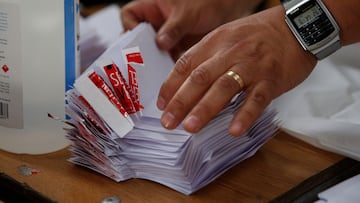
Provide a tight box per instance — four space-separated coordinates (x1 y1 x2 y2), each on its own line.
281 0 340 59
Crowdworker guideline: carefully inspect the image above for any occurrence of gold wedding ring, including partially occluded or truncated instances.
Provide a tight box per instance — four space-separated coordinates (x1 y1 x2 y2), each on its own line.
226 70 245 90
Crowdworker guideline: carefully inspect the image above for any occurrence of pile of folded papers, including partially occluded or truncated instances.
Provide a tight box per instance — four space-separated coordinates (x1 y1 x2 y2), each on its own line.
65 23 278 195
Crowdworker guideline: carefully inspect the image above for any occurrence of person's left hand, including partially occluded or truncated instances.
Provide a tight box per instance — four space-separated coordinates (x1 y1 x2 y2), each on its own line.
121 0 263 59
156 6 317 136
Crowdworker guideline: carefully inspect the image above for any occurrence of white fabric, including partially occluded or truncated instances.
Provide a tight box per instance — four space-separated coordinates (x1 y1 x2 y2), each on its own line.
272 42 360 160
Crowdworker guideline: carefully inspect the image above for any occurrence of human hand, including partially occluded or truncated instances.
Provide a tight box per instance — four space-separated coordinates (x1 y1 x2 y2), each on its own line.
156 6 317 136
121 0 263 59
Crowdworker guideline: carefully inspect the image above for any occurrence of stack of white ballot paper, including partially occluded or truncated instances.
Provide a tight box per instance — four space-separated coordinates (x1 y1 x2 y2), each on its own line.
65 23 278 195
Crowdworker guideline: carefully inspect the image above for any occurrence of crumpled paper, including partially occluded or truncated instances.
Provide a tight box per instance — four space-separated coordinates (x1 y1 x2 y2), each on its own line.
272 42 360 161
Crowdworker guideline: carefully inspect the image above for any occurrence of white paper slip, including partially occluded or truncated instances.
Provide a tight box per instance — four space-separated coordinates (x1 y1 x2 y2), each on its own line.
74 69 134 138
65 22 278 195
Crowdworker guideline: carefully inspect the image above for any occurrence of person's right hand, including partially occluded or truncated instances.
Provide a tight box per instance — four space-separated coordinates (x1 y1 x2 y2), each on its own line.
121 0 263 59
156 6 318 136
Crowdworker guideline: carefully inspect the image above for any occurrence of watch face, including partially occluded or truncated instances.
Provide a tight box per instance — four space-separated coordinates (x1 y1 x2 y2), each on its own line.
293 3 322 28
287 0 336 47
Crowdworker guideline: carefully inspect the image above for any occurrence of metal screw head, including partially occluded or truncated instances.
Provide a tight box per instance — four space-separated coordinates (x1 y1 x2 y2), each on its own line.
101 196 121 203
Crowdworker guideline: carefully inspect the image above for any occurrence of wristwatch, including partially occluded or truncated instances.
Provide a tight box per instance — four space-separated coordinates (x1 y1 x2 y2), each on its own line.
281 0 341 60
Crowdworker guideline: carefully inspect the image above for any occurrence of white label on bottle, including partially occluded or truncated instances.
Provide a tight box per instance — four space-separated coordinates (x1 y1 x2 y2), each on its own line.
0 2 23 128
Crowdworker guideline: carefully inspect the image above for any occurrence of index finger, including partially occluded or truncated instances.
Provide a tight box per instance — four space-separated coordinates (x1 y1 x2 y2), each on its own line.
156 38 218 111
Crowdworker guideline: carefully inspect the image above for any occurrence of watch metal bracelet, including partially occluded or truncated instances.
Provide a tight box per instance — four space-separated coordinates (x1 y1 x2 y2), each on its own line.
281 0 305 10
313 36 341 59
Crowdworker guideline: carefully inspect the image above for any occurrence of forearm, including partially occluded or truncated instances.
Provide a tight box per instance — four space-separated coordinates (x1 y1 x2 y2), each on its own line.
322 0 360 45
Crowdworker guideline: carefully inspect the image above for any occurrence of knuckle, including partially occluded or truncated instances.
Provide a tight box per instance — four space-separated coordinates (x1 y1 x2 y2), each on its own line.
250 90 269 108
174 54 192 76
170 96 187 111
189 68 211 85
261 56 282 78
247 41 267 60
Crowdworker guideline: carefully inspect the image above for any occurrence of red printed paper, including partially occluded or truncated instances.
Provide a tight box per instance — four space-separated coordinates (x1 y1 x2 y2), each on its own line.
78 95 109 134
127 64 143 111
103 63 137 114
126 52 143 64
88 71 128 117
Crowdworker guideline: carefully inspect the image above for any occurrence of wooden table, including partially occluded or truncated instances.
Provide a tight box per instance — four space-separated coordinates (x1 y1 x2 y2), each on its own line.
0 131 343 203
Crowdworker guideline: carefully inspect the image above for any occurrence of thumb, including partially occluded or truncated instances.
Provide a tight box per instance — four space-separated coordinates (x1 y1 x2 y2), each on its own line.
156 12 192 51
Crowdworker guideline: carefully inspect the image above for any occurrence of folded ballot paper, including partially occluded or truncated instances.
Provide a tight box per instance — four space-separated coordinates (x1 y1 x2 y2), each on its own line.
65 23 278 195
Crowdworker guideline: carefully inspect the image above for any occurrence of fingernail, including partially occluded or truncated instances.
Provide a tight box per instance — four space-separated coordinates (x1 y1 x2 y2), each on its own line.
161 112 176 129
157 34 172 50
183 115 200 133
157 96 166 110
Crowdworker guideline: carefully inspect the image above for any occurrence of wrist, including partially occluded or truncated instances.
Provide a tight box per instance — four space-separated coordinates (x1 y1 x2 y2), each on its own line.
266 5 317 63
